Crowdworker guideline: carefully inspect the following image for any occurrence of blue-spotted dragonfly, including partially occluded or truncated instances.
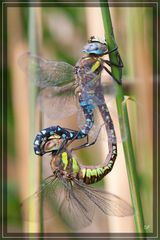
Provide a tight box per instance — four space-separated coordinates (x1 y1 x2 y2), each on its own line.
19 36 123 157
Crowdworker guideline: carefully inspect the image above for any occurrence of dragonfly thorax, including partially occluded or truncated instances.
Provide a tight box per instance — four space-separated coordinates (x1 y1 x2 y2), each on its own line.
50 151 80 178
75 57 102 90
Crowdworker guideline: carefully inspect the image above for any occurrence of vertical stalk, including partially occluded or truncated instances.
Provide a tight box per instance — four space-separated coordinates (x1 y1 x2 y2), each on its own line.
28 6 43 233
100 1 145 235
28 7 37 233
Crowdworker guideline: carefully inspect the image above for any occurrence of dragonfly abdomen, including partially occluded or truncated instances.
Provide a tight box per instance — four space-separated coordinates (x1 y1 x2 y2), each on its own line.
79 154 117 185
78 97 95 135
50 149 117 185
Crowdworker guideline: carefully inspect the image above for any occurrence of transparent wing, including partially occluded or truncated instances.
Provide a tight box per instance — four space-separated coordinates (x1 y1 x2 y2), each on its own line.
73 179 133 217
21 176 61 222
21 175 95 229
37 85 107 123
21 174 133 229
37 85 79 120
18 52 75 88
58 179 95 229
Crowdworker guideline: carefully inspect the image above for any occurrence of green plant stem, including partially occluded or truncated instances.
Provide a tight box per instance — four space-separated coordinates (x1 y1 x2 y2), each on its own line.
100 2 145 234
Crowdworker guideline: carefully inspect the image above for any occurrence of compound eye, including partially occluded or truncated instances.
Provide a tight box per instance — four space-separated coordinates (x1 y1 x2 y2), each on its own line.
90 44 98 50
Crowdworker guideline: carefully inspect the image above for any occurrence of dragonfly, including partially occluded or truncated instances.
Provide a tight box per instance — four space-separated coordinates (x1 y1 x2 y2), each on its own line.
19 36 123 156
22 88 132 229
20 36 132 228
22 139 133 230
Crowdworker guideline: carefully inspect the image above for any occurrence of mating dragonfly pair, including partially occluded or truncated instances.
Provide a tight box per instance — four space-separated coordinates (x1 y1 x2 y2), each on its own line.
20 36 133 229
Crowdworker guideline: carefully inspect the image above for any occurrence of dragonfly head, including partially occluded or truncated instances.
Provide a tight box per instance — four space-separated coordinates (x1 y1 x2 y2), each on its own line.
35 135 65 156
45 137 66 153
82 36 108 56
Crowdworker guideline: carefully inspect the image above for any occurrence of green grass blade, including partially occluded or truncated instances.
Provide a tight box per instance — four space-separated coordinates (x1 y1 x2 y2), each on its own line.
100 2 146 234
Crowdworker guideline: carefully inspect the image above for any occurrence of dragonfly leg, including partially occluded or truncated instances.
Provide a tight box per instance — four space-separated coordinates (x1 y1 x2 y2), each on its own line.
103 55 123 68
105 46 118 55
102 46 123 85
70 135 89 152
70 123 104 152
102 65 122 85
